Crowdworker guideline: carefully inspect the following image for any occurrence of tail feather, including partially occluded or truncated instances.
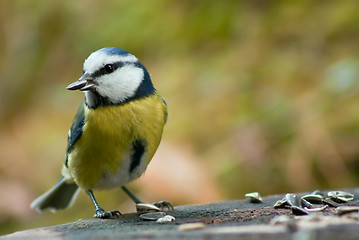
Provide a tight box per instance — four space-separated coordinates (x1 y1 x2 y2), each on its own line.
31 177 79 212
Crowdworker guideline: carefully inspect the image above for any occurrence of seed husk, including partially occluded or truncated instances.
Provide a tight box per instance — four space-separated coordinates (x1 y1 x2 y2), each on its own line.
328 191 354 203
323 198 341 207
273 194 302 209
301 194 324 204
304 205 328 212
139 211 166 221
285 193 300 207
291 206 309 216
300 198 314 209
273 198 288 209
136 203 161 214
311 190 325 197
245 192 263 203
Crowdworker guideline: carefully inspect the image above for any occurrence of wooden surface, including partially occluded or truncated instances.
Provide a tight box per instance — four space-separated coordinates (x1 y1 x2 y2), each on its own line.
2 189 359 240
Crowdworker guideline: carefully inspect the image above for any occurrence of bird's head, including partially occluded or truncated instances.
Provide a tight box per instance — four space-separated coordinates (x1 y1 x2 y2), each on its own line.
67 47 154 108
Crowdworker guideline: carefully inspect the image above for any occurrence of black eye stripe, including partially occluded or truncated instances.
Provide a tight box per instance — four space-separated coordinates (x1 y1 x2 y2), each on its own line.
91 61 133 78
104 64 114 73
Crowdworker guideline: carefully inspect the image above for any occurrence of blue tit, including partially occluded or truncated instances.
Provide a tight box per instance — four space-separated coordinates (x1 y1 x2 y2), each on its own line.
31 47 171 218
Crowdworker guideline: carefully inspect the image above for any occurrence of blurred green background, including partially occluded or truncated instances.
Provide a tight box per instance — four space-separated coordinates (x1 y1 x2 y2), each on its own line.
1 0 359 235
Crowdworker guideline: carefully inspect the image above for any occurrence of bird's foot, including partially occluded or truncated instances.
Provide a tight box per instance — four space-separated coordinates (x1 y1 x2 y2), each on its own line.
153 201 174 211
94 208 122 219
136 201 174 214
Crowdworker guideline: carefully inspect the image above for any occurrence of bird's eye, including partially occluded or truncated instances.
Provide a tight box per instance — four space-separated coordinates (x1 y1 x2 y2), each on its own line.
104 64 115 74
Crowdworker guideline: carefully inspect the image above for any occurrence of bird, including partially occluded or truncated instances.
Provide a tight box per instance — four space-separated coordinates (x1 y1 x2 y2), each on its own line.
31 47 171 219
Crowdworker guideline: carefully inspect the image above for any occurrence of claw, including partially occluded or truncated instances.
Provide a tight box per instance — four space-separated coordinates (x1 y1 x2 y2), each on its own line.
94 209 122 219
153 201 174 211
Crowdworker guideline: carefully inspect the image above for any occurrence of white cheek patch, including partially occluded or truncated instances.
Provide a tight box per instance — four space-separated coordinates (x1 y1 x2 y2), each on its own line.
83 51 138 74
96 65 144 103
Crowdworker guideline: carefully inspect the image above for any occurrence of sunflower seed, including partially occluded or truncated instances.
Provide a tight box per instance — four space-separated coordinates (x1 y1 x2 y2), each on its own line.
291 206 309 216
323 198 341 207
139 211 166 221
301 194 324 204
273 194 301 209
311 190 325 197
300 198 314 209
285 193 301 207
136 203 161 214
328 191 354 203
245 192 263 203
273 198 288 209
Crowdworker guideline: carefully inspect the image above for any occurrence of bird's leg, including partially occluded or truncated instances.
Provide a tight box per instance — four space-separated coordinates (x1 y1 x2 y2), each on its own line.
121 186 174 213
88 190 121 219
121 185 142 204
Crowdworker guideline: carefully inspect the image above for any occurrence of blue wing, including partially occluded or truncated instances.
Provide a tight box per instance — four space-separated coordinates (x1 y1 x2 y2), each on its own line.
65 101 85 167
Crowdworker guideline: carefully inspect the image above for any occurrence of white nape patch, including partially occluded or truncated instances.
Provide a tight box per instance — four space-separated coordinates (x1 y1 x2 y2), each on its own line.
96 64 144 103
83 50 138 74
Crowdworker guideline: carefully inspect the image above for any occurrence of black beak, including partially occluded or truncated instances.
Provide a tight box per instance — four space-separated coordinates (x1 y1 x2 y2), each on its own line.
67 73 96 91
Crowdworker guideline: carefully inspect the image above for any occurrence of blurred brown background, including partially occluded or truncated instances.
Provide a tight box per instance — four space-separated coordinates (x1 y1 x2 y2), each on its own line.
1 0 359 235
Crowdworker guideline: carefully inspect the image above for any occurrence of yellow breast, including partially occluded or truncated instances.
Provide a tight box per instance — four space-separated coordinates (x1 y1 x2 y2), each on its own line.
66 92 167 190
